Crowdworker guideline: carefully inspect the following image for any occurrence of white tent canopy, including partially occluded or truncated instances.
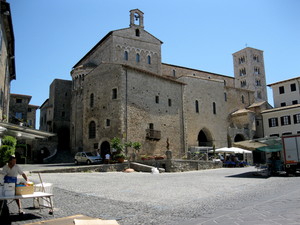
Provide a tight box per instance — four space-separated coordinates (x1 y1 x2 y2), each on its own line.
210 147 252 154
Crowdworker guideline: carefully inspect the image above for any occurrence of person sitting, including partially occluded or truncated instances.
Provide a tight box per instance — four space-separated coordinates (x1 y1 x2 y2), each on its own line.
1 155 29 214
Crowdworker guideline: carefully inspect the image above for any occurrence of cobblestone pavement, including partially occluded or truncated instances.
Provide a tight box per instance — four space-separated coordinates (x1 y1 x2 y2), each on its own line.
5 166 300 225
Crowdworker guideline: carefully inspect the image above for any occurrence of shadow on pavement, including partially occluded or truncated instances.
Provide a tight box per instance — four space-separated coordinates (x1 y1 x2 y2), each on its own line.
226 171 270 179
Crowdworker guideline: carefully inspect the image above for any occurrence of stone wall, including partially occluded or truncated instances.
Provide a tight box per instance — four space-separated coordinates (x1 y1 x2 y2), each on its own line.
136 159 222 172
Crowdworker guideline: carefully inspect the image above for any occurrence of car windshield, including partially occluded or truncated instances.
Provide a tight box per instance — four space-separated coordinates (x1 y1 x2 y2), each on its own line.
85 152 94 156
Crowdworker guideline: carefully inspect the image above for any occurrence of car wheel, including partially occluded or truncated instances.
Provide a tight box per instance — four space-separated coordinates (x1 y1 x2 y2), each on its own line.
75 160 79 165
87 160 91 165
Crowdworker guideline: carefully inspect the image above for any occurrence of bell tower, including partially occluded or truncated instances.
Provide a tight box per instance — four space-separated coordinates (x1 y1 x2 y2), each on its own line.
130 9 144 28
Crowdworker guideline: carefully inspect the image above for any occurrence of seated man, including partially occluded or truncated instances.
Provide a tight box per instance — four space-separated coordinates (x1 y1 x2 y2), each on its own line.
1 155 29 214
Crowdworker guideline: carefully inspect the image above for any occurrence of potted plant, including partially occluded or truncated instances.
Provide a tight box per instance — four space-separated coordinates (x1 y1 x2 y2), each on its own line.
111 137 125 163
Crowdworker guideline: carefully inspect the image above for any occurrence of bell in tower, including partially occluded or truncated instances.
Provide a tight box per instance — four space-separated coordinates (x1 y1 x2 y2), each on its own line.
130 9 144 28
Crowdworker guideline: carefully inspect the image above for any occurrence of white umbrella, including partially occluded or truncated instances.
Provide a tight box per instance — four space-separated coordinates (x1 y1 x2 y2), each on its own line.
210 147 235 154
210 147 252 154
229 147 252 154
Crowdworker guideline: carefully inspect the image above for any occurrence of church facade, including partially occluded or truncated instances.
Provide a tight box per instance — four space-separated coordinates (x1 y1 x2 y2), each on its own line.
70 9 269 158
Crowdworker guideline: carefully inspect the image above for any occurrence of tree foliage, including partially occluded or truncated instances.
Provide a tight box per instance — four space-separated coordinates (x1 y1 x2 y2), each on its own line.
0 136 17 167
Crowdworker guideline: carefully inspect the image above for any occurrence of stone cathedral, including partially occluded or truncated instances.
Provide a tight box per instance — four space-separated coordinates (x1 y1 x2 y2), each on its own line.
70 9 269 158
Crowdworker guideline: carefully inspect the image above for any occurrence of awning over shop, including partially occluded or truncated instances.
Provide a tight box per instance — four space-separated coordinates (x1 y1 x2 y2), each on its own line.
256 145 283 153
233 137 282 151
233 140 266 150
0 122 55 140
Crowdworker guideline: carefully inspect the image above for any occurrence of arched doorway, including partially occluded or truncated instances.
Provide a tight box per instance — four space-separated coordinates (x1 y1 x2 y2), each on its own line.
100 141 111 160
198 129 213 146
234 134 245 142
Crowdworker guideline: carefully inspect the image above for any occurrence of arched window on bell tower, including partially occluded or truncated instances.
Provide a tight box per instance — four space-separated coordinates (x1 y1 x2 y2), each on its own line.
130 9 144 28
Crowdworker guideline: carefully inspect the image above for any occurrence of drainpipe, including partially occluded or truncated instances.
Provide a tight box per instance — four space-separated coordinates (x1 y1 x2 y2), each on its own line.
125 69 128 149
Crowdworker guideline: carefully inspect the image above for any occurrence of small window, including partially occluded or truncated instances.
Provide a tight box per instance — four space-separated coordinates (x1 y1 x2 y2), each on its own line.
253 55 259 62
292 100 298 105
279 86 285 94
268 118 278 127
168 99 172 107
280 102 286 107
90 93 94 107
112 88 117 99
257 91 262 99
213 102 216 114
106 119 110 127
155 96 159 104
135 29 140 37
136 53 140 62
224 93 227 102
89 121 96 139
16 99 22 103
291 83 296 92
94 143 98 149
172 70 176 77
147 55 151 64
124 51 129 61
62 111 65 117
294 114 300 124
270 134 279 137
254 67 260 75
28 108 32 112
15 112 22 119
241 95 245 104
282 132 292 136
256 79 261 86
149 123 154 130
195 100 199 113
280 115 291 126
239 68 246 76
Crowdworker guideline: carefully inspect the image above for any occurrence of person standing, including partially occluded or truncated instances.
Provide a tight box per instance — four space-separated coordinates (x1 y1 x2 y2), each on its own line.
1 155 29 214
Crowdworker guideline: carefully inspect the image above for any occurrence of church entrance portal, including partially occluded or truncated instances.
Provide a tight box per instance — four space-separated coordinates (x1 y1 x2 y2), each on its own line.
198 129 212 146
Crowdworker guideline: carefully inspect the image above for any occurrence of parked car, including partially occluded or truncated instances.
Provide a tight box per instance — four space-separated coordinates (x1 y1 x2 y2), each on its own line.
74 152 102 165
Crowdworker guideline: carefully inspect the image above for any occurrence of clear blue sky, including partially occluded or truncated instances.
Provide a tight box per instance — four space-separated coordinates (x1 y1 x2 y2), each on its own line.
8 0 300 128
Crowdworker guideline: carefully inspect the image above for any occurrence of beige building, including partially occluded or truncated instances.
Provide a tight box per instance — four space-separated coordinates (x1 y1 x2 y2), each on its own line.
70 9 268 158
262 77 300 137
9 93 38 128
268 76 300 108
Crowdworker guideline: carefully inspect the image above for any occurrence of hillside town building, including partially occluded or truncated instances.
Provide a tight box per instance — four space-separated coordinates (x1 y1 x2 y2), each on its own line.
68 9 271 158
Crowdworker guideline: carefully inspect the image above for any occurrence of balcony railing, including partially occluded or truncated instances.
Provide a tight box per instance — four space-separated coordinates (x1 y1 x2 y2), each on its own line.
146 129 161 140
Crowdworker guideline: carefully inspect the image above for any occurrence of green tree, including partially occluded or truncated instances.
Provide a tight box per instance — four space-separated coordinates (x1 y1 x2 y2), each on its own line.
0 135 17 167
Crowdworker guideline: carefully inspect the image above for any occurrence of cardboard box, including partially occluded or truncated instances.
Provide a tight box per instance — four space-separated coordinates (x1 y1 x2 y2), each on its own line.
4 190 15 196
15 185 34 195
